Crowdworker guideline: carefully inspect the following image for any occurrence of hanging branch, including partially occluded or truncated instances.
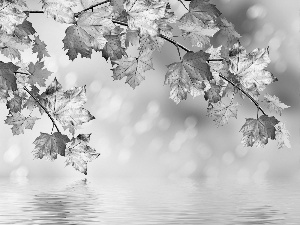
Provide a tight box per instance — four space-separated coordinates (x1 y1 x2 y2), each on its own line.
111 19 265 114
218 74 266 115
14 72 60 133
24 2 266 119
23 86 61 133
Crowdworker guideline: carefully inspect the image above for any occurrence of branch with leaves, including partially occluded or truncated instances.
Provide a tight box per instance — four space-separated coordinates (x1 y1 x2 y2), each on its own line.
0 0 291 175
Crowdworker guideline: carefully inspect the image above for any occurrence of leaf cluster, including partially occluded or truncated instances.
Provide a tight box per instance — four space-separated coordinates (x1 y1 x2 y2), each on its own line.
0 0 292 174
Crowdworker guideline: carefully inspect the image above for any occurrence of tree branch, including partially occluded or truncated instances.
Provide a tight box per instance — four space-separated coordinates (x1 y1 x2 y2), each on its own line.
21 4 266 117
218 74 266 115
177 0 188 11
23 86 61 133
24 10 44 14
159 34 191 53
24 0 110 17
112 20 192 53
111 19 265 115
74 0 110 17
14 72 60 133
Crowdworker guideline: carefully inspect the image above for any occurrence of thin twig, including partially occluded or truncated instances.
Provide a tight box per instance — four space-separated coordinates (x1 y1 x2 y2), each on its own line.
74 0 110 17
0 2 11 12
23 86 60 133
24 10 44 14
13 71 60 133
218 74 266 115
159 34 191 52
112 19 192 52
177 0 188 11
207 59 224 62
15 72 61 132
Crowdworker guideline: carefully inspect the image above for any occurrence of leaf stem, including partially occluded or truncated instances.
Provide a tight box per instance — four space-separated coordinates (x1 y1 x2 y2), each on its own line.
218 74 266 116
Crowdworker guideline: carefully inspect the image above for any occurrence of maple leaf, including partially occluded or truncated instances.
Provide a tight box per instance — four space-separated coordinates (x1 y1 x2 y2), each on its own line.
0 0 27 34
156 3 176 38
0 61 19 91
240 115 279 147
259 115 279 140
264 94 290 116
124 0 167 36
0 17 33 58
27 61 52 87
0 76 9 103
0 46 20 60
41 0 79 24
33 132 70 160
240 118 267 148
204 83 222 103
228 42 277 92
23 85 45 114
0 30 31 60
139 34 165 52
216 18 241 58
6 91 23 113
111 48 154 89
110 0 125 19
5 112 39 135
2 19 36 59
275 122 291 149
14 19 36 37
62 6 115 60
238 84 260 102
77 6 115 50
179 21 219 48
41 78 95 135
165 50 213 103
179 0 221 28
0 16 34 59
65 134 100 175
102 33 127 62
217 18 240 42
32 35 50 61
207 100 238 127
62 25 93 60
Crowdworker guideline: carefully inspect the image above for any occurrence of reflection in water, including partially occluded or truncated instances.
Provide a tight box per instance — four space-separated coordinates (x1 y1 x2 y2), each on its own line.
31 179 101 224
0 178 300 224
236 205 286 224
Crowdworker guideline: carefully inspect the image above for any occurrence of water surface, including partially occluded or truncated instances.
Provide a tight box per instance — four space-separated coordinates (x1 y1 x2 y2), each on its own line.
0 177 299 224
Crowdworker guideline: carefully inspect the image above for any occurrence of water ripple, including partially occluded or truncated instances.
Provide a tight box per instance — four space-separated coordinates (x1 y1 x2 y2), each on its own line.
0 178 300 224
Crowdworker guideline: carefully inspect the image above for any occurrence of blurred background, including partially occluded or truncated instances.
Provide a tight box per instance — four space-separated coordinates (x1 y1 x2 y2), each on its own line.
0 0 299 180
